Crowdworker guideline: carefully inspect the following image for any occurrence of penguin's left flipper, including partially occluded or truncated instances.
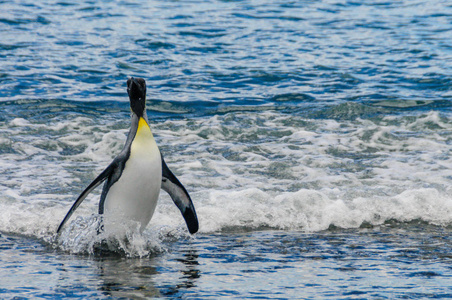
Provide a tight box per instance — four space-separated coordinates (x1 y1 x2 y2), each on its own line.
161 155 199 234
56 162 116 234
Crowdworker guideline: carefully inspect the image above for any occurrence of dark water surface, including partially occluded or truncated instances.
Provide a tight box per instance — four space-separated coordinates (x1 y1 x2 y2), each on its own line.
1 0 452 298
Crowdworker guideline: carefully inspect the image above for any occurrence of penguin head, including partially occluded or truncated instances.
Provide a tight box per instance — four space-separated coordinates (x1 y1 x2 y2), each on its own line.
127 77 147 117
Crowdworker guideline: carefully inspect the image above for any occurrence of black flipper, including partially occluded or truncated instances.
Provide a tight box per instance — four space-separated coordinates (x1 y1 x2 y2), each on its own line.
161 155 199 234
56 163 116 234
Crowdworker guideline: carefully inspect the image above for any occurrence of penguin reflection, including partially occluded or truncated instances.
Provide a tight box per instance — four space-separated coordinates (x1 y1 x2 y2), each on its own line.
96 250 201 299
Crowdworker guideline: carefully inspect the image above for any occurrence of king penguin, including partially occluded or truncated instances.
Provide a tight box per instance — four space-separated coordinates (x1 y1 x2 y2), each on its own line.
57 77 198 235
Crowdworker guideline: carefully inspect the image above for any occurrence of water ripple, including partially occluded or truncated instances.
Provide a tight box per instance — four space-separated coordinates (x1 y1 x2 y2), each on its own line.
0 0 450 110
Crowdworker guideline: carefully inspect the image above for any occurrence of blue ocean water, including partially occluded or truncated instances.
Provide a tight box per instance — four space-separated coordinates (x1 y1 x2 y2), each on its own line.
1 0 452 298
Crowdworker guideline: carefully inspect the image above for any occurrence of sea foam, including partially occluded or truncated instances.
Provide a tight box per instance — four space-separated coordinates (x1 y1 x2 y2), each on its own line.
1 109 451 255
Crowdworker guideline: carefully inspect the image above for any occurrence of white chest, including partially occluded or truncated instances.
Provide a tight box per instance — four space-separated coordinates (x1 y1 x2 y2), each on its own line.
103 119 162 232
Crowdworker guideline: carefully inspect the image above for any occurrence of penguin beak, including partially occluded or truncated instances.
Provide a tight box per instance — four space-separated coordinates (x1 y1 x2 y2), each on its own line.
127 77 146 99
127 77 147 117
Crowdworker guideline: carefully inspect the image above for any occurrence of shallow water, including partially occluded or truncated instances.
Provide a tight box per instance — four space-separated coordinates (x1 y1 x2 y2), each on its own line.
2 225 452 299
1 0 452 298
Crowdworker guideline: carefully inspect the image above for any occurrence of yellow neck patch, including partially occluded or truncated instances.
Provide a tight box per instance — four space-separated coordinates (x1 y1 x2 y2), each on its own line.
136 117 155 141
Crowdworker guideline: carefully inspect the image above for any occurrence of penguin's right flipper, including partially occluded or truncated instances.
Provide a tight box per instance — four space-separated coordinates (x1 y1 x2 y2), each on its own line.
56 163 115 234
161 155 199 234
